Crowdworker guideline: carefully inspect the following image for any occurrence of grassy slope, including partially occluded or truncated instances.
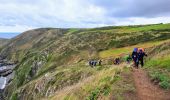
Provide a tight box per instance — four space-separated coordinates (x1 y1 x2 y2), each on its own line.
99 39 170 58
144 42 170 89
47 41 170 100
0 38 9 48
49 65 136 100
1 23 170 100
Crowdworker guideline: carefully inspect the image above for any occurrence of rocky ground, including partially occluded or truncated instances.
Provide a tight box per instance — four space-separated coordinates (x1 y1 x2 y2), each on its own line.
0 58 16 100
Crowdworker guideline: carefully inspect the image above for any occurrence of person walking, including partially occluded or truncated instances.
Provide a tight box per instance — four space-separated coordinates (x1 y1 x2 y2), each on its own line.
98 59 102 66
138 48 147 67
125 54 131 64
132 48 139 68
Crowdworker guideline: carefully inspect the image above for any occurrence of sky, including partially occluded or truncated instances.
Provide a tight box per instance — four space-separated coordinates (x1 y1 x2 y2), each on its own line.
0 0 170 38
0 32 20 38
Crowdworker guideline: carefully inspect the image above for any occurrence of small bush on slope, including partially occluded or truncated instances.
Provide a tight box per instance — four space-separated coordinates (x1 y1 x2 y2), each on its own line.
150 72 170 89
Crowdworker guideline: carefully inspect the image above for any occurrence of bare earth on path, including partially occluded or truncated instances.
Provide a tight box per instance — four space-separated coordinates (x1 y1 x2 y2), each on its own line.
132 68 170 100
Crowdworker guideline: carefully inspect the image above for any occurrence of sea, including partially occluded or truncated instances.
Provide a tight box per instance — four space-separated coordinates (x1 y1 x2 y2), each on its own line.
0 32 20 39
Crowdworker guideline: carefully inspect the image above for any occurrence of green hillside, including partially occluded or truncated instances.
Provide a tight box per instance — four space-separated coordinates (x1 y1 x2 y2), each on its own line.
0 38 9 48
1 23 170 100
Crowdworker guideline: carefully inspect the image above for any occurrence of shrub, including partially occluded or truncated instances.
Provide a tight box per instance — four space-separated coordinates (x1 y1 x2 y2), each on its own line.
10 92 18 100
160 81 170 89
150 71 170 89
87 87 100 100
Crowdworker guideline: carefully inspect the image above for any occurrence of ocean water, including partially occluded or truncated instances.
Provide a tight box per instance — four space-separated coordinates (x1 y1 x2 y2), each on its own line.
0 32 20 39
0 77 6 90
0 64 16 90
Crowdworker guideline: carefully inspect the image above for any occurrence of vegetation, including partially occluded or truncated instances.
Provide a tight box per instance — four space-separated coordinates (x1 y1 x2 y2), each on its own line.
99 39 170 58
1 23 170 100
0 38 9 48
145 41 170 90
51 66 136 100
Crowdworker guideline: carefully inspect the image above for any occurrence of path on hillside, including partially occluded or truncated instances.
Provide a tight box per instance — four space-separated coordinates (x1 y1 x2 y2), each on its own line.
132 68 170 100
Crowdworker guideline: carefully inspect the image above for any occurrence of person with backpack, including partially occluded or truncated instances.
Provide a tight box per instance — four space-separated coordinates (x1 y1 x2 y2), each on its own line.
138 48 147 67
114 57 120 65
89 60 92 67
132 48 139 68
93 60 97 66
125 54 131 64
98 59 102 66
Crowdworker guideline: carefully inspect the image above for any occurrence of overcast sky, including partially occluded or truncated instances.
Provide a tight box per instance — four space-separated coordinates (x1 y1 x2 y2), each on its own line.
0 0 170 33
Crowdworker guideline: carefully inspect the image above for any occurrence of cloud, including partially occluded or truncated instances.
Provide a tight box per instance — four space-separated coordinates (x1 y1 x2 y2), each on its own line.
0 24 36 32
0 0 170 32
111 0 170 18
115 17 170 25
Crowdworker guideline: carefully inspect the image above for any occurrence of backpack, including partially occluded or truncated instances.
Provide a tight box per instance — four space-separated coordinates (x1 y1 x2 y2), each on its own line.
133 48 138 52
139 48 144 52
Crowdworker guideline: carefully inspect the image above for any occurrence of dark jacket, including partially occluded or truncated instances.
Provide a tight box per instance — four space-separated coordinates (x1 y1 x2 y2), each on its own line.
132 51 138 60
138 52 147 60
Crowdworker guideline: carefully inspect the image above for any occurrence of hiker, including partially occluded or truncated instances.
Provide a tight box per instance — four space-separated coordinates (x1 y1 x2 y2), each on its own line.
138 48 147 67
89 59 97 67
125 54 131 64
98 59 102 66
117 58 120 64
89 60 92 66
132 48 139 68
114 58 120 65
93 60 97 66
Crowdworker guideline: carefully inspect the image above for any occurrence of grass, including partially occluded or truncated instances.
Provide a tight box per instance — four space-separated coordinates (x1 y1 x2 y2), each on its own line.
145 53 170 89
94 24 170 34
87 23 170 33
87 84 111 100
66 28 80 35
10 92 18 100
146 55 170 71
10 63 98 100
149 71 170 89
99 39 170 58
49 66 121 100
49 64 136 100
4 23 170 100
11 52 49 88
124 23 170 32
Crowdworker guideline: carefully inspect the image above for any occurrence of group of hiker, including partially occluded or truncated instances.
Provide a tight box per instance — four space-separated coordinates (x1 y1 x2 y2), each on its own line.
89 59 102 67
113 55 132 65
132 48 147 68
88 47 147 69
114 58 120 65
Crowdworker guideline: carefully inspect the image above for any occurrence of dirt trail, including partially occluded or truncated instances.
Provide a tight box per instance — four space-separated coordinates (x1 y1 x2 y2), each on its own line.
132 68 170 100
